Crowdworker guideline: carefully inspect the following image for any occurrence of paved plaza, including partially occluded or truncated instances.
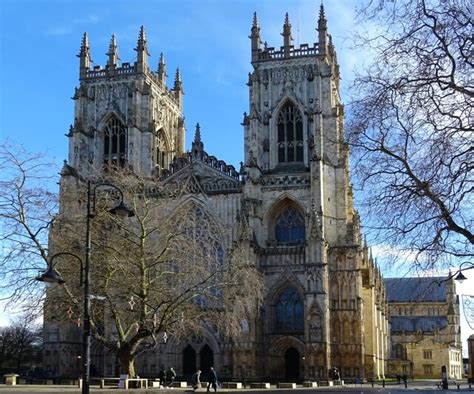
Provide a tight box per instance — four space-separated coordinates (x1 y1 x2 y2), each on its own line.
0 381 473 394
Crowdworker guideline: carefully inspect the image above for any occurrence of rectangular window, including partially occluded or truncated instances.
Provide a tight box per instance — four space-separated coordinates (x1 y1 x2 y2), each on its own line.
423 364 433 375
423 350 432 359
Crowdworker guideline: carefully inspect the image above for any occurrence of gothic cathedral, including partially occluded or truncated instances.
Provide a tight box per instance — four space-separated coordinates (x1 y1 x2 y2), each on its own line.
44 6 388 381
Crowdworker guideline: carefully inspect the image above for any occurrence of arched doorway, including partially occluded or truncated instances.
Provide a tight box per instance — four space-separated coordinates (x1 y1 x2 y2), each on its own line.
285 347 300 380
183 345 196 376
200 345 214 380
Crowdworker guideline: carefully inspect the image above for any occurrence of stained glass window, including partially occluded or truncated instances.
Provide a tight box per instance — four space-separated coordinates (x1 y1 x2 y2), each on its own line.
276 287 304 331
103 116 126 167
277 102 304 163
275 206 305 244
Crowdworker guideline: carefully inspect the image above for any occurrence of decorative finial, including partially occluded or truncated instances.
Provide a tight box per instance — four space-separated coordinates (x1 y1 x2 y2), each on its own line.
106 34 119 71
174 68 182 88
250 11 261 62
157 52 167 82
78 32 92 79
282 13 292 57
135 25 149 72
79 32 89 56
252 12 259 29
318 3 327 29
138 25 146 45
194 123 201 143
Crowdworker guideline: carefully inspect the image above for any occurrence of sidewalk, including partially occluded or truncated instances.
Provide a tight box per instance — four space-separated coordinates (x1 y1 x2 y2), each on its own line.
0 381 472 394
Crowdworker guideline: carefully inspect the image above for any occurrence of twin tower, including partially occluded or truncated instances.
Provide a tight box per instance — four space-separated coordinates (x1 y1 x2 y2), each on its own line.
52 5 388 381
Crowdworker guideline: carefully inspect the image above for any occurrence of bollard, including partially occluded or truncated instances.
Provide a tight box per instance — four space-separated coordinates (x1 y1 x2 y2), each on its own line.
383 379 385 388
371 379 374 388
404 380 407 389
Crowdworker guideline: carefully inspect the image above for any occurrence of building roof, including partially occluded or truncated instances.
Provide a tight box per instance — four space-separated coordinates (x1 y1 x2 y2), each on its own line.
390 316 449 332
384 277 447 302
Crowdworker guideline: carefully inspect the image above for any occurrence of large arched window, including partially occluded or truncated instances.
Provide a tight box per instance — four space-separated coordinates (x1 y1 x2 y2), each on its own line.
277 102 304 164
155 130 167 170
275 206 305 244
276 287 304 332
103 116 126 167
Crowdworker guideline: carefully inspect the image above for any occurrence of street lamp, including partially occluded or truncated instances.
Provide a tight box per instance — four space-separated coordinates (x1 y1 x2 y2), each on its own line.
36 180 134 394
453 261 474 283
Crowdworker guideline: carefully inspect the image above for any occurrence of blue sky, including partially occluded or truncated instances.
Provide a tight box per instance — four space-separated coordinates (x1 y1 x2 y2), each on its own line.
0 0 360 168
1 0 472 352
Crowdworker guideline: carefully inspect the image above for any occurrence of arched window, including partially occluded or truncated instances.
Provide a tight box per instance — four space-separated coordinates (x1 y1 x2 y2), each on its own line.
275 206 305 244
277 102 304 164
155 130 167 170
103 116 126 167
276 287 304 332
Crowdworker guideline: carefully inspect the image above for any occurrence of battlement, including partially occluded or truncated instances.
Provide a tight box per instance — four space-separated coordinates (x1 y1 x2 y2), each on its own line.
78 27 183 106
250 6 332 64
255 42 320 62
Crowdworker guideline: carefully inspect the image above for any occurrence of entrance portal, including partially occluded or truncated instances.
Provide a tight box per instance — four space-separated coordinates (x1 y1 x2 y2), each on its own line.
183 345 196 376
200 345 214 378
285 347 300 380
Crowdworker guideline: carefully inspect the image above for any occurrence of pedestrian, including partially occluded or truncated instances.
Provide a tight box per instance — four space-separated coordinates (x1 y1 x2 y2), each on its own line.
159 367 166 387
167 367 177 387
206 367 218 393
192 369 201 391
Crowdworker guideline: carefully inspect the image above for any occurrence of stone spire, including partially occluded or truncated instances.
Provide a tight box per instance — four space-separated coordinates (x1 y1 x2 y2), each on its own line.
157 52 167 85
282 13 292 57
173 68 183 107
317 3 328 55
135 25 149 73
106 34 119 76
250 12 261 62
192 123 204 159
78 32 91 79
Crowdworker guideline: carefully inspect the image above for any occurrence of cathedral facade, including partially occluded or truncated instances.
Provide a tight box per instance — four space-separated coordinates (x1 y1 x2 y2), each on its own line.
43 6 389 381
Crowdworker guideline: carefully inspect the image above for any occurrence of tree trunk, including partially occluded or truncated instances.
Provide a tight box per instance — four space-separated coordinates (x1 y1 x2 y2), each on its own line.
117 348 136 378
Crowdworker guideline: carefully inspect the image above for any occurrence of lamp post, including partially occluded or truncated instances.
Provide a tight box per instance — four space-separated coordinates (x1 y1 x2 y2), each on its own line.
453 261 474 283
36 180 134 394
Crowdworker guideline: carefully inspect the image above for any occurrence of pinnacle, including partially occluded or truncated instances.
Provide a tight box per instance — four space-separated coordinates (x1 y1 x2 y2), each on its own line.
139 25 146 42
284 12 290 27
174 68 182 83
78 32 90 58
81 32 89 48
252 11 259 28
194 123 201 143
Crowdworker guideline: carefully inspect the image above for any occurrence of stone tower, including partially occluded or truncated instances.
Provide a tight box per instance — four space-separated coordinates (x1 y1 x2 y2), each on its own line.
240 7 387 380
68 28 185 178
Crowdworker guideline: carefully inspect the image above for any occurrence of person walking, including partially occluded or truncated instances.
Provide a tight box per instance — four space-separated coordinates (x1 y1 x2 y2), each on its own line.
167 367 177 388
206 367 218 392
159 367 166 387
192 369 202 391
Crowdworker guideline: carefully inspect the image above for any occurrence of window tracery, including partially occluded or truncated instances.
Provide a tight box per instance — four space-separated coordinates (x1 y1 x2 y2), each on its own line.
277 102 304 163
275 287 304 332
103 116 126 167
275 206 305 244
155 130 167 170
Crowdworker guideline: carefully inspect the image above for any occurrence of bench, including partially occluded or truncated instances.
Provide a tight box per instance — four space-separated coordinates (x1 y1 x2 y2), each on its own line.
172 381 189 388
100 377 121 388
277 382 296 388
319 380 334 386
222 382 242 389
250 382 271 389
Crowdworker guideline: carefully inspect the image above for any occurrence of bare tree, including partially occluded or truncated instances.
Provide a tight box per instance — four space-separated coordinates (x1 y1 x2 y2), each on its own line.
46 171 263 377
347 0 473 268
0 141 58 311
0 315 42 372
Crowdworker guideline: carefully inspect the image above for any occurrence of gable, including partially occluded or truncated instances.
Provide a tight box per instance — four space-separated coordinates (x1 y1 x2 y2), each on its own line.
162 160 242 195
